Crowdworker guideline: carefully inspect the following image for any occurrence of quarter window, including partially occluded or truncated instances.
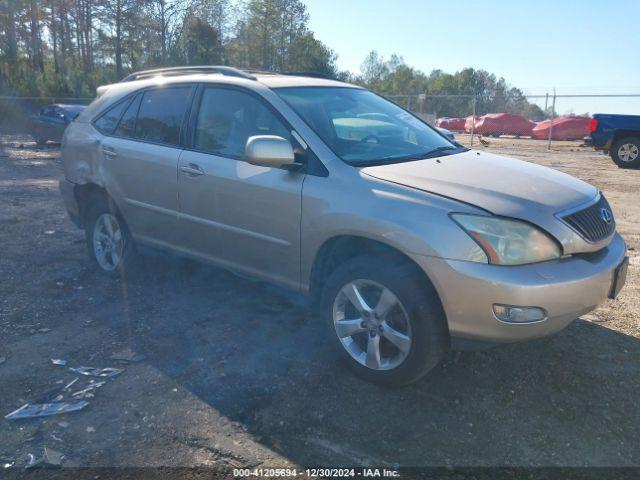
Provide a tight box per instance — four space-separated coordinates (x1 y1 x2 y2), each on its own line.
95 97 133 135
194 87 291 158
114 94 142 138
134 87 191 146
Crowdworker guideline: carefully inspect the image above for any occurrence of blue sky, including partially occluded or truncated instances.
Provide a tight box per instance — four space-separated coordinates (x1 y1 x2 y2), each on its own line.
304 0 640 115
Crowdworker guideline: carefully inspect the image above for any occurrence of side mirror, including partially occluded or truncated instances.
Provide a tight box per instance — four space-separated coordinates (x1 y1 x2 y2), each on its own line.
245 135 296 169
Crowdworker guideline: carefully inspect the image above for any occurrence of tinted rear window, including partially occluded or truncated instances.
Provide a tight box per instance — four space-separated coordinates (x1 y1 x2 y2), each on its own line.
134 87 191 146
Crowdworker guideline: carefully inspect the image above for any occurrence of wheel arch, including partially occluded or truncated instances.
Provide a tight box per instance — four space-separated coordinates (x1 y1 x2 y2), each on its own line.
611 131 640 145
74 183 121 225
308 235 442 308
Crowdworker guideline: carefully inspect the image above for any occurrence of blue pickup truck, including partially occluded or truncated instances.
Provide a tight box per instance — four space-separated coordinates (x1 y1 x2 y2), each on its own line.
589 114 640 168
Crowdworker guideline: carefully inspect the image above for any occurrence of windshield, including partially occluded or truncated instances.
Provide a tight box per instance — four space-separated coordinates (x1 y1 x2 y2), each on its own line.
275 87 461 165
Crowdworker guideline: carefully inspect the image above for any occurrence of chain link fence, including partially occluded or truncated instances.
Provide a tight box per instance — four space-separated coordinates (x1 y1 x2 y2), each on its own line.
1 92 638 151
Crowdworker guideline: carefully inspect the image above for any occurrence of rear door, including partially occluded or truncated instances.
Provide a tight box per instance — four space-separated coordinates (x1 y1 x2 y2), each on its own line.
177 85 305 288
98 85 194 245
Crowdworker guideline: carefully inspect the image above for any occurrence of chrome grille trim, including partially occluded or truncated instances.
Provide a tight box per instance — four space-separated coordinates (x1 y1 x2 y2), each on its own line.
559 194 615 243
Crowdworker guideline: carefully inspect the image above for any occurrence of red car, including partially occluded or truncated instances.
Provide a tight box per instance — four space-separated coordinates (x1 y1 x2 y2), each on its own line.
436 117 466 132
464 115 481 133
532 116 590 141
473 113 535 138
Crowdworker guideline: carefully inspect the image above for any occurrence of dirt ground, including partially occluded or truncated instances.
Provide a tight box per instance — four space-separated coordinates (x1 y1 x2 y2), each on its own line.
0 133 639 476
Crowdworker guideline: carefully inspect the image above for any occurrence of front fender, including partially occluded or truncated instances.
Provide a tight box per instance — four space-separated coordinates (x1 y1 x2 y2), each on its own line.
300 168 487 289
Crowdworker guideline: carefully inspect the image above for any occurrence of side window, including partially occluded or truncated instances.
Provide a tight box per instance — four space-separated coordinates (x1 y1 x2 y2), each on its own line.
134 87 191 146
194 87 291 158
114 94 142 138
94 97 133 135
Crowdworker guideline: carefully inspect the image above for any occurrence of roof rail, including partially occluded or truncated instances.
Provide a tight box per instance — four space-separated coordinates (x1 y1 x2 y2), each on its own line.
120 66 256 83
240 69 336 80
283 71 335 80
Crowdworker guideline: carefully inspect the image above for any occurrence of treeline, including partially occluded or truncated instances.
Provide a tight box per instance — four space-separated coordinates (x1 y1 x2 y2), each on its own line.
352 52 546 120
0 0 545 120
0 0 337 97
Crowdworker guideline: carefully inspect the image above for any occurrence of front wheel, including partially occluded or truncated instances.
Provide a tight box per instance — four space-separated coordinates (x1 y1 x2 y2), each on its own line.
84 201 135 276
321 256 449 387
611 136 640 168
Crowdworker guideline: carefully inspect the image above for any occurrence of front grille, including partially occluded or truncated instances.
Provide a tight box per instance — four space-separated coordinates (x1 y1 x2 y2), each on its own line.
561 195 615 243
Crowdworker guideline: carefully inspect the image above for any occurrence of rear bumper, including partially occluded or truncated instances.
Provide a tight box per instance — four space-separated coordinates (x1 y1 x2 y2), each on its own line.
415 234 627 343
59 178 82 228
589 133 612 151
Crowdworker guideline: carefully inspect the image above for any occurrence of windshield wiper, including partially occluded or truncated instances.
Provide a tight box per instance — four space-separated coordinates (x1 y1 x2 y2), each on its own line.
408 145 461 159
354 145 464 167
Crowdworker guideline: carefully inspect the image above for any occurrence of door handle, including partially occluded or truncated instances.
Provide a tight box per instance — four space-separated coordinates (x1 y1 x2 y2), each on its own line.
180 163 204 177
102 146 117 158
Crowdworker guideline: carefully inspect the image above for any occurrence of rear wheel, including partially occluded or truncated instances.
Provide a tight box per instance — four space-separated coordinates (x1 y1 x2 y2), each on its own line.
611 136 640 168
321 256 449 387
84 199 135 276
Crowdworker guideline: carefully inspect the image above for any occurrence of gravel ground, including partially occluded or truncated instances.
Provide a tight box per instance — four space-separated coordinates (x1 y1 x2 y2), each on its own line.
0 134 638 475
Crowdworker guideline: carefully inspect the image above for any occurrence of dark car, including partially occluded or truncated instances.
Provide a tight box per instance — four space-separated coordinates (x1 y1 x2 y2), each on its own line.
30 104 86 145
589 114 640 168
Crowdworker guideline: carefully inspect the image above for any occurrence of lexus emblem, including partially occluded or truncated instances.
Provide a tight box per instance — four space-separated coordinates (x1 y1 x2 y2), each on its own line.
600 208 613 224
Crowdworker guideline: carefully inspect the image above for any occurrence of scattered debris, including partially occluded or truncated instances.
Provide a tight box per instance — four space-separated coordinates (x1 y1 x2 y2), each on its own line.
110 348 146 363
70 366 124 378
5 361 124 422
50 433 63 442
63 377 79 391
5 400 89 420
37 328 51 333
25 454 39 470
86 426 95 433
57 421 69 429
43 448 64 467
24 448 65 470
0 356 5 365
44 230 56 235
3 461 14 469
72 381 106 398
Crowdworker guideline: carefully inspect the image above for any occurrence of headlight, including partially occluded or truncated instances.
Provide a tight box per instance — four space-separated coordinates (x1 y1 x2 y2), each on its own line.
451 214 561 265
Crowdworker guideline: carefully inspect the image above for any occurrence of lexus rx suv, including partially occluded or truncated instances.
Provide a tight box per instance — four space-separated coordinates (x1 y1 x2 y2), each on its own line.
60 66 628 386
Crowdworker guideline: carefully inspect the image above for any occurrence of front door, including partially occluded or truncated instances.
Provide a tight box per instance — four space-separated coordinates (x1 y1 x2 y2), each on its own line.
177 86 305 289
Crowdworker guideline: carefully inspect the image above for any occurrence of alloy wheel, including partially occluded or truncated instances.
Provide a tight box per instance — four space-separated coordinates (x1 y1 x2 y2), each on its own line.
92 213 125 271
332 279 412 370
618 143 639 163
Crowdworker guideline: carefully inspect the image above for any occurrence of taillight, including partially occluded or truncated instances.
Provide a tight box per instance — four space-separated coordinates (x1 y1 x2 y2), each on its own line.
589 118 598 132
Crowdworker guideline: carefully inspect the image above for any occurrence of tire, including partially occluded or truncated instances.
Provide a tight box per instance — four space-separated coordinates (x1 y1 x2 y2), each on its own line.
610 136 640 169
83 196 135 276
321 255 449 387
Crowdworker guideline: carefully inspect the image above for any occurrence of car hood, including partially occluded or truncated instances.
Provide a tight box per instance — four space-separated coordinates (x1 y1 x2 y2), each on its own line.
362 150 605 254
362 149 597 218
